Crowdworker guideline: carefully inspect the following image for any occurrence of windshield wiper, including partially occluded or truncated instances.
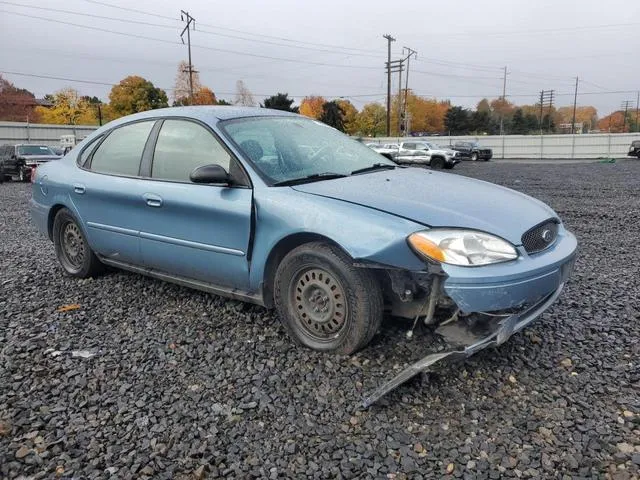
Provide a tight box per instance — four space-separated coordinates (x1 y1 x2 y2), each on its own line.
272 172 348 187
350 163 397 175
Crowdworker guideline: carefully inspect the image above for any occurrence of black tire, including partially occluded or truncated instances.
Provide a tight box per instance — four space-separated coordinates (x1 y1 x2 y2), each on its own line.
53 208 103 278
274 242 383 354
430 157 445 169
471 152 479 161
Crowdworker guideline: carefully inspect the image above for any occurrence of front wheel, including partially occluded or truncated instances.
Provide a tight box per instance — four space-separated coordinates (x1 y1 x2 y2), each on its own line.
430 157 445 169
53 208 103 278
471 152 479 161
274 242 383 354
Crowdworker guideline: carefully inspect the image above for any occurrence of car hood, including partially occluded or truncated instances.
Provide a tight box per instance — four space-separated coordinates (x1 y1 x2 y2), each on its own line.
291 168 557 245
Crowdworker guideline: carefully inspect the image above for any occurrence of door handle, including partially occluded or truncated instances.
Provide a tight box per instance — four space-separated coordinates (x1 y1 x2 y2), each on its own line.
143 193 163 208
73 184 85 194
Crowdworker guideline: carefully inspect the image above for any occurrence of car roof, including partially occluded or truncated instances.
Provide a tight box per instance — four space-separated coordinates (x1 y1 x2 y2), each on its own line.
102 106 298 130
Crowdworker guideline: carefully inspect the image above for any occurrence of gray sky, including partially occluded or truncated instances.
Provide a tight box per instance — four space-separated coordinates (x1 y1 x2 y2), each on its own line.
1 0 638 117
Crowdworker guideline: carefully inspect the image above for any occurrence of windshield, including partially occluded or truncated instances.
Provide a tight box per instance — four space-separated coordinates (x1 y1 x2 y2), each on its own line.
220 116 396 185
18 145 55 156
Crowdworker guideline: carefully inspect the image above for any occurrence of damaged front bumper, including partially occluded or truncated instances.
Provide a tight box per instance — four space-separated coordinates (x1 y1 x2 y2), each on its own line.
362 282 567 408
363 231 577 408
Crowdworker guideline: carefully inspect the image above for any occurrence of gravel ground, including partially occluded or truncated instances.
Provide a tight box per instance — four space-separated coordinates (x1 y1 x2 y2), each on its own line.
1 160 639 479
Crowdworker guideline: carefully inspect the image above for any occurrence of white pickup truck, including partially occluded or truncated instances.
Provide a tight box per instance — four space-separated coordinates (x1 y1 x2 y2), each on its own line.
394 141 460 169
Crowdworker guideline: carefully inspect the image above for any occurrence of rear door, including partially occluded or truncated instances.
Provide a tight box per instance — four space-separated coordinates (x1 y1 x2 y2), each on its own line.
71 120 156 265
136 118 253 289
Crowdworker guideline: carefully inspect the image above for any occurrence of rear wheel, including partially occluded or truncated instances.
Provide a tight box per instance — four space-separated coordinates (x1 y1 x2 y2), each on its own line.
53 208 103 278
274 242 383 354
471 152 479 161
430 157 445 169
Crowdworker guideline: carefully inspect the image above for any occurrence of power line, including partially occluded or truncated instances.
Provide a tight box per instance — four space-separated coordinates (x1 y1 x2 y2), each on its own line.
77 0 383 56
0 10 381 71
0 1 387 58
424 22 640 38
0 70 385 99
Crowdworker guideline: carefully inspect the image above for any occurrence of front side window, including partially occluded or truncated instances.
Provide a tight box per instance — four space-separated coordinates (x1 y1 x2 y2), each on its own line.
221 117 395 185
90 121 154 176
152 120 231 182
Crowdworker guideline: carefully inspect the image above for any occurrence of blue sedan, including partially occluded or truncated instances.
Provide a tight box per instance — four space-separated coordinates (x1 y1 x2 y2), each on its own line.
31 107 576 398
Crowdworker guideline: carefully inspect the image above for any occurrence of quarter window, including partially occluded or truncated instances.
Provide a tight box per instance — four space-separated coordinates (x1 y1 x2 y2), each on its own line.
151 120 231 182
78 135 103 167
90 121 154 176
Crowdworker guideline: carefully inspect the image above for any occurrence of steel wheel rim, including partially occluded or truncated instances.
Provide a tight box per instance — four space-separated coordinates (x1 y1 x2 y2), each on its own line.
61 222 85 269
290 267 348 342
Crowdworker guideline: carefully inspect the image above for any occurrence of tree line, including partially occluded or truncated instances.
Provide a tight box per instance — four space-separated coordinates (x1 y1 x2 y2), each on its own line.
1 63 637 134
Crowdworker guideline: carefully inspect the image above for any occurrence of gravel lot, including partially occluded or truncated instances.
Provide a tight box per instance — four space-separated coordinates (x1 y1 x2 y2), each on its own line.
1 160 639 479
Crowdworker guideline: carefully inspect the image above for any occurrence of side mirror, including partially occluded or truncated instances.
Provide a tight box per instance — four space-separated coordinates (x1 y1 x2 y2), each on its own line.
189 164 230 184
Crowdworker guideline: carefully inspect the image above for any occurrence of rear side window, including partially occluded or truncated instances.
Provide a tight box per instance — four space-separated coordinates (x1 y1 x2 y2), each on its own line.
151 120 231 182
90 121 154 176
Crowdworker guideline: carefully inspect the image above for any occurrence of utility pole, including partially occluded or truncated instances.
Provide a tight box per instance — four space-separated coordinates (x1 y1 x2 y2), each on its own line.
383 34 395 136
385 59 404 135
571 76 579 134
636 91 639 132
499 66 507 136
621 100 634 132
180 10 196 103
97 103 102 126
402 47 417 136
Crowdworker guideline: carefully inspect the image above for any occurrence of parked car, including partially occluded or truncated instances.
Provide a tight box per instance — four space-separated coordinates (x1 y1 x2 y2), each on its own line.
366 143 399 160
31 107 577 400
0 144 62 182
49 146 65 156
394 141 460 169
628 140 640 158
450 141 493 161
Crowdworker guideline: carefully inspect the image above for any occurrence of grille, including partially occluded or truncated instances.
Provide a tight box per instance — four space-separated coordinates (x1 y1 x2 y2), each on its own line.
521 220 558 254
480 149 492 155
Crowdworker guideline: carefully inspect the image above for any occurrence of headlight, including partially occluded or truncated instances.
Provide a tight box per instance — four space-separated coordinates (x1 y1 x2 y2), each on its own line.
408 229 518 266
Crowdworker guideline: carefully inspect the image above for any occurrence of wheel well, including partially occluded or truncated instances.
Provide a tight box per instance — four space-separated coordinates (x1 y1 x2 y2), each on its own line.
47 204 66 240
431 155 445 162
262 233 345 308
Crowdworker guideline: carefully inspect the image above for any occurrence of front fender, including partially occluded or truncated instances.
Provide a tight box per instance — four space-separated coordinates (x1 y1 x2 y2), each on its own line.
248 187 428 291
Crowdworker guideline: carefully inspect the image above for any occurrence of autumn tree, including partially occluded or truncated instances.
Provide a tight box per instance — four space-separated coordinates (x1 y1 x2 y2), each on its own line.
191 87 217 105
235 80 256 107
597 111 627 132
173 61 202 105
299 96 326 119
0 75 41 122
261 93 298 112
355 103 386 137
35 88 97 125
557 106 598 132
108 76 168 118
476 98 491 113
336 99 358 134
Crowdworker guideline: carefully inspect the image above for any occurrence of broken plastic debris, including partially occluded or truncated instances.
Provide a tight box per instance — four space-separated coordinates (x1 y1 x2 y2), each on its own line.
71 350 96 359
57 304 81 313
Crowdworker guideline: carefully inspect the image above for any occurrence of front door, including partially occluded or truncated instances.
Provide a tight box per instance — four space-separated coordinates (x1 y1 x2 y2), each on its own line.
137 119 253 290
